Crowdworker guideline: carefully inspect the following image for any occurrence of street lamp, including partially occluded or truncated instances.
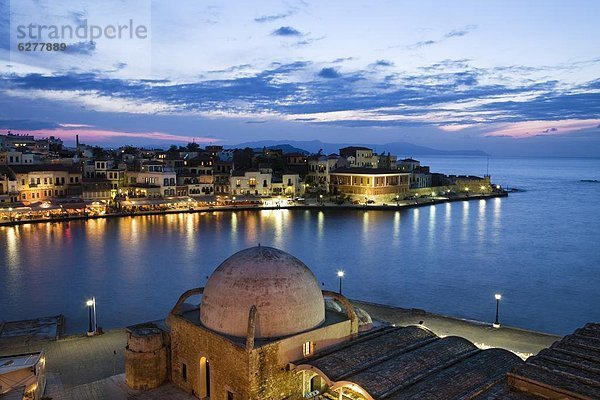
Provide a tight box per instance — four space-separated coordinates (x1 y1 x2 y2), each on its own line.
319 194 323 205
337 270 344 294
86 297 97 336
480 185 486 194
86 299 94 336
493 294 502 328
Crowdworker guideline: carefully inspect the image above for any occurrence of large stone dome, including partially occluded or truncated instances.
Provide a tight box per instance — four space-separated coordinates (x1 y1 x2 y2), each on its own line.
200 246 325 338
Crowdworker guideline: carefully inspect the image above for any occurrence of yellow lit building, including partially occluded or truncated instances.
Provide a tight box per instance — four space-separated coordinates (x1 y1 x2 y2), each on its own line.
329 167 410 199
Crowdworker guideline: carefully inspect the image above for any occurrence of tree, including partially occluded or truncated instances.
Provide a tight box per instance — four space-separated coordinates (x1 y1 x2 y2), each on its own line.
186 142 200 152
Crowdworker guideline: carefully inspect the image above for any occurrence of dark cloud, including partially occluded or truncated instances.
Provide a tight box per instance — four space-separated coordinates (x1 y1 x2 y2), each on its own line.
271 26 302 36
66 40 96 55
410 40 436 49
444 25 477 38
255 12 293 23
317 67 341 78
0 119 60 130
371 60 394 67
408 25 477 49
543 127 558 133
332 57 354 63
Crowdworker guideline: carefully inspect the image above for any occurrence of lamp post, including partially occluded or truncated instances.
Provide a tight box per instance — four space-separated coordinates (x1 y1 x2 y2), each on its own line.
86 299 94 336
395 195 399 206
493 294 501 328
319 194 323 205
337 270 344 294
8 207 12 221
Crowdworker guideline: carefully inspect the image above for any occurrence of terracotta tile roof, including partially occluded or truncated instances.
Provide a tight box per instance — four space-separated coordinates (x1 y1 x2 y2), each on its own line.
508 323 600 400
301 325 523 399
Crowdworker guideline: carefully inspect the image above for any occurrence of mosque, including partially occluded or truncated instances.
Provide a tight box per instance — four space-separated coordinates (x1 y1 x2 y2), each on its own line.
123 246 599 400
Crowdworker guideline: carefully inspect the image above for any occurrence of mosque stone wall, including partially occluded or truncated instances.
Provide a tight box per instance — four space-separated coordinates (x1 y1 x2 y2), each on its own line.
170 316 252 399
125 326 169 390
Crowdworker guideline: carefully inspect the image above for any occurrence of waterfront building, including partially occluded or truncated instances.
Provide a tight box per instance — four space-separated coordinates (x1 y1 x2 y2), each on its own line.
125 161 177 197
339 146 378 168
410 171 432 189
8 165 82 203
329 167 410 200
377 152 398 170
230 169 272 196
397 157 421 172
271 172 303 197
178 174 214 196
452 175 492 194
125 246 526 399
0 150 41 165
284 152 308 177
213 160 233 195
82 178 113 200
306 154 346 192
0 169 18 204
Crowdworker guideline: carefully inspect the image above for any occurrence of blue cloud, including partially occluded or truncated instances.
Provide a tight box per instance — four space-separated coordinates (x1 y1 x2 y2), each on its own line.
410 40 436 49
318 67 341 78
444 25 477 38
2 59 599 129
272 26 302 36
0 119 60 130
371 60 394 67
66 40 96 55
255 12 292 23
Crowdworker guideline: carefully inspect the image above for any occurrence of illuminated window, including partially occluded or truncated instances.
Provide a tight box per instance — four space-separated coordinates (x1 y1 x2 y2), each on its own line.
302 341 313 357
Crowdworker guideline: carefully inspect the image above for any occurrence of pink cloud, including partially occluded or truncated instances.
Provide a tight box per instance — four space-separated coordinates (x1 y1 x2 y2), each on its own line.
484 119 600 138
8 128 217 144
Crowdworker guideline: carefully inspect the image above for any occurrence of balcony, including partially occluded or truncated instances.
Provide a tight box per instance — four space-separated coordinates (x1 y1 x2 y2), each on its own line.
28 183 38 188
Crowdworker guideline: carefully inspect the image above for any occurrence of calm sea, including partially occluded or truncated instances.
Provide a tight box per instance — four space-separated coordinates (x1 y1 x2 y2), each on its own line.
1 156 599 335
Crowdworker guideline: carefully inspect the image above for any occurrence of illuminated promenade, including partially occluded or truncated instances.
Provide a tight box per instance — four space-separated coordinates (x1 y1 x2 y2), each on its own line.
0 191 506 227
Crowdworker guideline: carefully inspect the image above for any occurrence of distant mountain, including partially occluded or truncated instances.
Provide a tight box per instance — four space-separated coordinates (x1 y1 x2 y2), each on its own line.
230 140 489 157
229 143 310 155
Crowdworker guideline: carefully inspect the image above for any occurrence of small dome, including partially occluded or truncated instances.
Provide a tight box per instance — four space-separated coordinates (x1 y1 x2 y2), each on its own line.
200 246 325 338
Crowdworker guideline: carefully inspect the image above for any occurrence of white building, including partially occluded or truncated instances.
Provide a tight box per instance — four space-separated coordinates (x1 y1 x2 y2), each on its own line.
271 172 303 197
125 161 177 197
230 169 271 196
307 155 346 191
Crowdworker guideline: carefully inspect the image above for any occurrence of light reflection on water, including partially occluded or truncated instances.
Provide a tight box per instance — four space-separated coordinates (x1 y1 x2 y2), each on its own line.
1 157 599 335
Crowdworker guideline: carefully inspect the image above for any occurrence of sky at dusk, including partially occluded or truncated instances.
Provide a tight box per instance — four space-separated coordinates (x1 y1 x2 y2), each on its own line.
1 0 599 156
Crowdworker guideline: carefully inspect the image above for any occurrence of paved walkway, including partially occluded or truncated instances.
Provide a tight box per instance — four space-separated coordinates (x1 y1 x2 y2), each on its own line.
0 298 560 399
46 374 196 400
352 301 561 357
0 329 126 389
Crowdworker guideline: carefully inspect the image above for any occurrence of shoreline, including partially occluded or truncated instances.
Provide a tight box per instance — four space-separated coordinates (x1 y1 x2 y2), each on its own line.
1 294 558 359
0 191 507 227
